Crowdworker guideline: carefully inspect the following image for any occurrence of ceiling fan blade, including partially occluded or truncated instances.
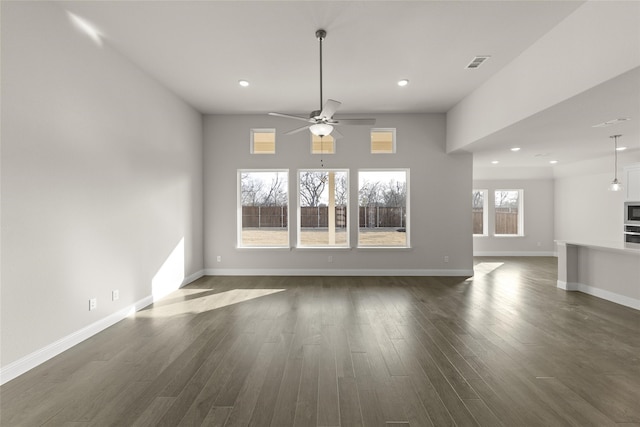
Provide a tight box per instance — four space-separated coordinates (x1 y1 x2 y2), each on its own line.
268 112 313 123
331 129 344 139
320 99 342 119
285 125 311 135
333 118 377 126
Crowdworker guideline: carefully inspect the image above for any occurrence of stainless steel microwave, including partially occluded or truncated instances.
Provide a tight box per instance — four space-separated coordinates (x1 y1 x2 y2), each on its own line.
625 202 640 224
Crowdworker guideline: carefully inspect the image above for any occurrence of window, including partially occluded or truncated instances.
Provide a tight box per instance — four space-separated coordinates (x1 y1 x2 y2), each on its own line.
358 170 409 247
371 128 396 154
311 134 335 154
250 129 275 154
238 170 288 247
298 169 349 248
472 189 488 236
494 189 524 236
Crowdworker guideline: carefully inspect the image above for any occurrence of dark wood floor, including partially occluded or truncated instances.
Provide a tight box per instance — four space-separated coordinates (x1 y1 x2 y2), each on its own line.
2 257 640 426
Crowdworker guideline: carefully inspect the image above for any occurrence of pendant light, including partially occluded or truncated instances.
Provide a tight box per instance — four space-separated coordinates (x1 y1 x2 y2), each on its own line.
609 134 623 192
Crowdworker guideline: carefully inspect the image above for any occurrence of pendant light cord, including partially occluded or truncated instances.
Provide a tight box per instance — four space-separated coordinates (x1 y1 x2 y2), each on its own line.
612 134 621 180
319 33 323 112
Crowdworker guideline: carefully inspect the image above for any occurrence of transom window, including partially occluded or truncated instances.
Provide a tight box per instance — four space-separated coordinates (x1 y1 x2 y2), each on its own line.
311 134 335 154
371 128 396 154
250 129 275 154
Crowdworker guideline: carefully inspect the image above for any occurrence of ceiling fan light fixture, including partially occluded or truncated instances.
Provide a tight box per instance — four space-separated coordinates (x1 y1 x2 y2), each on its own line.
238 80 250 87
397 79 409 87
310 123 333 137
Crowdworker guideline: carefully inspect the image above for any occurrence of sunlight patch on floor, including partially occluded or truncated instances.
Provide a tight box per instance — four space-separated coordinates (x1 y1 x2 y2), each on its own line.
473 262 504 277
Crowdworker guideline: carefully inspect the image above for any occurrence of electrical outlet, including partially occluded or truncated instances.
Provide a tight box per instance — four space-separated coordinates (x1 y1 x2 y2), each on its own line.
328 255 333 263
217 255 221 262
89 298 97 311
444 256 449 263
112 290 119 301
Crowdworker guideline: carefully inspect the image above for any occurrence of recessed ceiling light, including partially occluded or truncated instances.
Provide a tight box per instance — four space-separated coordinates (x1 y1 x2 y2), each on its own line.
491 160 499 164
616 146 627 151
511 147 521 152
397 79 409 87
238 80 250 87
549 160 558 164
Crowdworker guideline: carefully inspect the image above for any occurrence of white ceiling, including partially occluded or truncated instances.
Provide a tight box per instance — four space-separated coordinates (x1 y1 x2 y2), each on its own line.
57 1 638 170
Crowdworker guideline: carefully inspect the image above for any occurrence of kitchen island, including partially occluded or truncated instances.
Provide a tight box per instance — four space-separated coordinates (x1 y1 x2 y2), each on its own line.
556 240 640 310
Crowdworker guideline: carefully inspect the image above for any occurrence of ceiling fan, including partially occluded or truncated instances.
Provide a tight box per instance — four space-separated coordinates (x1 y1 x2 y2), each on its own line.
269 29 376 139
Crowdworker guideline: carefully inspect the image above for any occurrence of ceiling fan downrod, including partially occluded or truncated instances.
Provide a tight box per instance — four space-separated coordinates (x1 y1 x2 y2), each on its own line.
316 29 326 114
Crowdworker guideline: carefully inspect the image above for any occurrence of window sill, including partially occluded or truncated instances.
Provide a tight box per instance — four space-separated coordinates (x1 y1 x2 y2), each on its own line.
236 246 292 251
294 246 352 251
357 246 412 251
493 234 525 238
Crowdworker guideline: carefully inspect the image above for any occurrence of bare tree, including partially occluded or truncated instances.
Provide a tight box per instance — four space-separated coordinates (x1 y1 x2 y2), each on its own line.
495 190 519 209
359 179 383 207
260 174 287 206
240 173 264 206
472 190 484 209
335 174 348 206
299 171 326 207
382 179 406 207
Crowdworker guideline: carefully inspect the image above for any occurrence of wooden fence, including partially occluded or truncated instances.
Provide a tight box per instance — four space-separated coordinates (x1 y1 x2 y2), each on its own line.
241 206 405 228
473 208 518 234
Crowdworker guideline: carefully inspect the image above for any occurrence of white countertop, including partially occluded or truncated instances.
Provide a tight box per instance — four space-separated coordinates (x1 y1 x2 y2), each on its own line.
555 239 640 255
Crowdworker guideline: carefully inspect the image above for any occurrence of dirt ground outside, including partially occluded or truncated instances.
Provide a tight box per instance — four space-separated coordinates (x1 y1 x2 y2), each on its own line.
240 228 407 246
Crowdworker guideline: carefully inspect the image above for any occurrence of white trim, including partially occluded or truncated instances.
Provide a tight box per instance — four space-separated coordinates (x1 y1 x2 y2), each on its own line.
0 296 152 385
203 268 474 277
0 270 205 385
473 251 555 256
182 270 205 287
557 280 640 310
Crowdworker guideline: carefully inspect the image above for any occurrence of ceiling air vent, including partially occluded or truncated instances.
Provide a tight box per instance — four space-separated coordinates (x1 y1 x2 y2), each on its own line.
466 56 491 69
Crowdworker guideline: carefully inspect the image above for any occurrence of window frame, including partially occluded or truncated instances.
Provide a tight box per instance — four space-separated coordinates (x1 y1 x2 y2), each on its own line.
250 128 276 154
493 189 524 237
472 189 489 237
357 168 410 248
297 168 350 249
237 169 290 248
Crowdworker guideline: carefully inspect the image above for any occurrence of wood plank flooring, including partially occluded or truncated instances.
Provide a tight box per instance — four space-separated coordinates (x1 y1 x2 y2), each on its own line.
2 257 640 426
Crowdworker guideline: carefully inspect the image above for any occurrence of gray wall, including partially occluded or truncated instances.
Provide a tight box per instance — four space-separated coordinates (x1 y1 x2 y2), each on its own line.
1 2 204 367
472 179 555 255
554 154 640 242
204 114 473 274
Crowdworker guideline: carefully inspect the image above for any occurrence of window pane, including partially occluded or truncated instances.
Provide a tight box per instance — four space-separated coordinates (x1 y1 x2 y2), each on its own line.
494 190 520 235
311 134 335 154
251 129 275 154
239 170 288 247
298 170 348 247
371 129 396 154
472 190 485 235
358 170 408 247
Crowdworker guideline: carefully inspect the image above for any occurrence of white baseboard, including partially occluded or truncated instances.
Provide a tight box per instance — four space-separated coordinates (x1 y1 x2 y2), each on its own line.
203 268 474 277
474 251 556 257
0 295 152 386
0 269 205 386
557 280 640 310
